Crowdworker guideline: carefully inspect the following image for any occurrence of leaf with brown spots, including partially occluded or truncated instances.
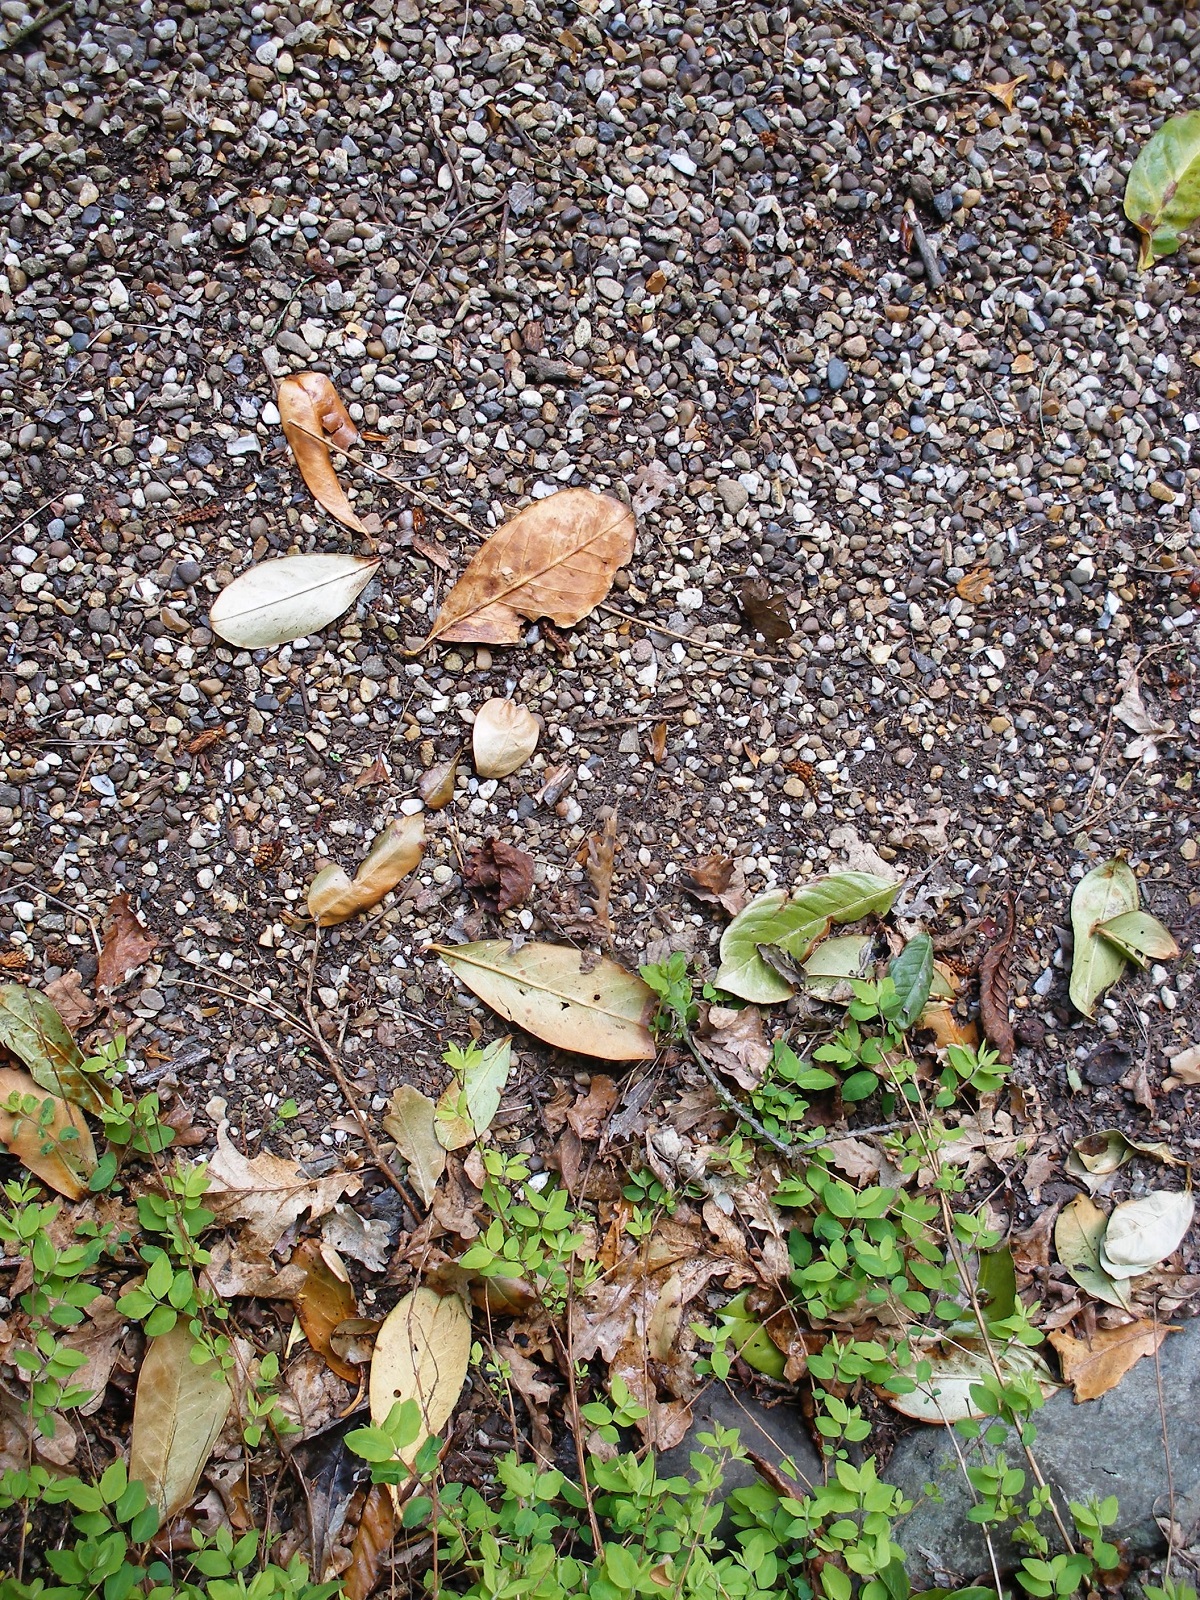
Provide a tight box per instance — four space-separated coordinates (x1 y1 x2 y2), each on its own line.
424 489 636 645
1049 1318 1173 1402
97 894 158 993
978 891 1017 1063
463 839 535 914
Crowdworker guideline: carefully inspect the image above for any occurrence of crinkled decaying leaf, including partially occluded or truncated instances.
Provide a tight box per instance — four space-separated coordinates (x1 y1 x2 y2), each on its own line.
417 750 461 810
1124 110 1200 270
424 488 636 646
97 891 158 993
278 371 368 532
1049 1318 1173 1403
308 815 425 927
1100 1190 1194 1280
1068 858 1139 1018
210 553 381 650
206 1119 362 1255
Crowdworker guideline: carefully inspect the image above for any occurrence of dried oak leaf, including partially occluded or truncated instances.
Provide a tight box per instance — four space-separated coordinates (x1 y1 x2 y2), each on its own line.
566 1075 620 1141
463 838 536 914
740 578 792 645
97 893 158 993
683 853 750 917
423 488 636 646
696 1005 771 1092
978 890 1017 1064
1049 1318 1173 1402
42 970 98 1031
342 1483 395 1600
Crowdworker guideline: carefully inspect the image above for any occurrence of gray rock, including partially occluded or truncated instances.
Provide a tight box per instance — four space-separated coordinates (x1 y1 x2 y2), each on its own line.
827 356 849 391
717 478 749 515
888 1318 1200 1586
658 1385 823 1504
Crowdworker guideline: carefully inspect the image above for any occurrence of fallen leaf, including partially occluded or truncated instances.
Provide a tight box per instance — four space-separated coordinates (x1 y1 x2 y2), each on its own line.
717 873 904 1004
740 578 791 645
61 1297 127 1416
278 371 367 533
433 940 654 1060
42 971 98 1032
0 1065 97 1198
566 1076 620 1140
329 1318 380 1369
1069 859 1139 1019
584 813 618 931
206 1120 362 1256
1114 669 1174 765
888 933 935 1031
471 698 540 779
630 459 675 519
368 1287 471 1469
382 1086 447 1207
279 1347 355 1440
130 1321 234 1520
917 1003 979 1051
463 839 535 914
696 1005 771 1092
1124 108 1200 270
827 824 899 881
884 1340 1055 1423
210 553 381 650
825 1137 884 1183
1100 1190 1194 1279
342 1483 395 1600
1049 1318 1172 1402
494 1338 555 1461
0 983 103 1114
424 488 636 645
683 853 750 917
1055 1194 1133 1312
353 755 390 791
800 933 874 1001
308 816 425 927
955 561 994 603
647 720 668 764
417 750 461 810
292 1241 360 1382
978 890 1017 1063
97 892 158 993
1165 1043 1200 1086
459 1036 512 1139
1094 910 1180 968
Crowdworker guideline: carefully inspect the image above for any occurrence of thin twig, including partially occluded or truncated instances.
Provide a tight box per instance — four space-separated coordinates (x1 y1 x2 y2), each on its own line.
0 0 68 51
1152 1301 1178 1576
558 1285 604 1554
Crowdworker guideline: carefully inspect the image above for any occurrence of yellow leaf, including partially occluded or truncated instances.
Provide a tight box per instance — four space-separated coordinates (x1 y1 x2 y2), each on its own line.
0 1066 97 1198
369 1287 471 1470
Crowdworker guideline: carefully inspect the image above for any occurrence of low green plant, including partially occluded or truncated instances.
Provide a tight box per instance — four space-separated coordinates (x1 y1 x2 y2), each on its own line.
459 1148 597 1312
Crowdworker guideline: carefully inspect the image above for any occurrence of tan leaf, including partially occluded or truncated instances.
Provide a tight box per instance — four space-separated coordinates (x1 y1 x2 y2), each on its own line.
647 721 669 764
1049 1318 1172 1402
1165 1043 1200 1086
955 562 994 603
917 1002 979 1051
292 1240 360 1382
984 73 1028 112
278 371 367 533
566 1076 620 1140
696 1005 771 1092
471 699 539 779
683 853 750 917
381 1086 446 1207
0 1065 97 1198
308 816 425 927
342 1483 395 1600
368 1288 471 1469
584 813 619 931
42 971 98 1032
205 1120 362 1255
210 553 381 650
61 1297 128 1415
416 750 461 810
97 892 158 992
433 940 654 1060
424 488 636 645
130 1322 233 1519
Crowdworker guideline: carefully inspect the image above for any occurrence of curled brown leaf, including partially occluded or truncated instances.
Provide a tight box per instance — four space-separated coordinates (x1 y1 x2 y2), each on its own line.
463 838 535 914
308 816 425 927
584 813 619 931
740 578 792 645
978 890 1017 1063
341 1483 395 1600
278 372 367 534
97 893 158 992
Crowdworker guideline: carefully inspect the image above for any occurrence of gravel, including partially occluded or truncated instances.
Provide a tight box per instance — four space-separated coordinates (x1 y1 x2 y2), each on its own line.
0 0 1197 1324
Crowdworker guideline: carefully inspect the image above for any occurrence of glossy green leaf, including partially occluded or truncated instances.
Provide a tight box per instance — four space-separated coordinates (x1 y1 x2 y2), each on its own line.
1124 111 1200 270
888 934 934 1030
1068 859 1139 1018
1054 1194 1132 1312
1094 910 1179 969
0 984 103 1115
976 1246 1018 1324
717 874 902 1003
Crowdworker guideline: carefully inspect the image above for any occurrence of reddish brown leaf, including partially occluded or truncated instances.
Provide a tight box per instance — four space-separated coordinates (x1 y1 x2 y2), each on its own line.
956 563 994 603
342 1483 395 1600
566 1076 619 1140
354 756 390 791
584 813 619 931
291 1240 360 1382
1049 1318 1172 1402
978 891 1017 1063
278 372 367 534
462 839 535 914
740 578 791 645
97 894 158 993
42 970 98 1031
411 534 450 572
682 853 750 917
187 727 228 756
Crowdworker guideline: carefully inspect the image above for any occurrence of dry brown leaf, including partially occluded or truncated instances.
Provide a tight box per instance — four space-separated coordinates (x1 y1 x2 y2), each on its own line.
978 891 1017 1063
42 970 98 1031
682 853 750 917
584 813 619 931
278 371 367 534
292 1241 360 1382
696 1005 771 1092
825 1137 884 1183
0 1065 97 1198
985 73 1028 112
424 488 636 645
353 756 390 791
206 1120 362 1256
97 892 158 992
308 816 425 927
130 1323 235 1520
647 721 669 764
279 1347 355 1440
740 578 792 645
917 1002 980 1051
1049 1318 1172 1401
342 1483 395 1600
566 1076 620 1140
955 562 994 603
417 751 460 810
463 839 535 914
61 1296 128 1415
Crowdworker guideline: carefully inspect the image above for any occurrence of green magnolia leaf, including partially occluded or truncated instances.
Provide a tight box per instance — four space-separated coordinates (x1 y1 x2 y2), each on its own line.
717 874 902 1003
462 1036 512 1138
888 934 934 1030
0 984 103 1115
976 1245 1017 1324
1068 859 1139 1018
1124 110 1200 270
1094 910 1180 969
1054 1194 1132 1312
